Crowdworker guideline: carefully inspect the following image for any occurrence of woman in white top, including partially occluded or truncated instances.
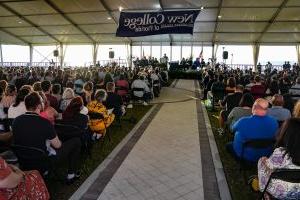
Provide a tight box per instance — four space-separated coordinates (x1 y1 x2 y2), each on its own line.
60 88 75 112
8 88 30 119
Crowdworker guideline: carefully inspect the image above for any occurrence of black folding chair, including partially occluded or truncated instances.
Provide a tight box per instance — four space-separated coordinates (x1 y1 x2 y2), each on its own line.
11 144 49 174
260 169 300 200
54 122 84 142
240 139 275 181
131 87 145 103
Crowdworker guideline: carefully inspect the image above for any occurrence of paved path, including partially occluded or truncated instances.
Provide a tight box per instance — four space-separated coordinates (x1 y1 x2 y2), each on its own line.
74 79 230 200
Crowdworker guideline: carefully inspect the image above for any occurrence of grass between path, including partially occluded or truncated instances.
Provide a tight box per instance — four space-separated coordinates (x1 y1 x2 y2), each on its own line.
206 108 259 200
46 105 152 200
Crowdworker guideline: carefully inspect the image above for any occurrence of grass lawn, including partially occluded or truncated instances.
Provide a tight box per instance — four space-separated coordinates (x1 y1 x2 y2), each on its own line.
206 108 260 200
46 105 152 200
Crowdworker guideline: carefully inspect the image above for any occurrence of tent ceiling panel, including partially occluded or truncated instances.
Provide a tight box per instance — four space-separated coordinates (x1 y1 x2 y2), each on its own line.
268 22 300 33
20 35 57 44
0 16 30 27
193 22 215 32
222 0 283 7
0 6 12 16
40 25 82 34
196 8 218 21
192 33 213 42
0 30 26 44
261 33 300 43
217 22 267 32
91 34 126 42
4 27 45 36
276 8 300 21
161 0 219 8
54 34 91 43
101 0 161 10
50 0 106 12
286 0 300 7
215 33 259 42
130 34 170 42
220 8 276 21
79 24 117 34
3 1 56 15
25 14 71 25
66 12 113 24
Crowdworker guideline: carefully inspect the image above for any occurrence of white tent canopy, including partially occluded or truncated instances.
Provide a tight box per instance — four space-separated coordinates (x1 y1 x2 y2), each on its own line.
0 0 299 45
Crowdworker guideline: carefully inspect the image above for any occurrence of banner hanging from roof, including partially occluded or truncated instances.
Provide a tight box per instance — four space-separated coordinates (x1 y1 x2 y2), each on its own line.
116 10 200 37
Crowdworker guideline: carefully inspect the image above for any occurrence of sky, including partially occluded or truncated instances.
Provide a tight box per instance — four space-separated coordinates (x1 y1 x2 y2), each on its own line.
1 44 298 66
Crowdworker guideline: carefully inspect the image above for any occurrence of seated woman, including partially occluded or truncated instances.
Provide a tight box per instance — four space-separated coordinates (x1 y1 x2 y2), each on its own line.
227 93 254 129
60 88 75 112
225 77 236 94
87 89 115 140
39 92 58 125
0 157 49 199
293 100 300 118
258 118 300 199
116 74 129 103
62 96 88 130
82 81 94 106
1 84 17 114
8 88 30 119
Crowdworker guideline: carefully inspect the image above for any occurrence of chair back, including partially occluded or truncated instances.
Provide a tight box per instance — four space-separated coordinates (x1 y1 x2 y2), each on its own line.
54 121 84 142
11 144 49 173
88 112 105 120
250 85 266 99
132 88 145 92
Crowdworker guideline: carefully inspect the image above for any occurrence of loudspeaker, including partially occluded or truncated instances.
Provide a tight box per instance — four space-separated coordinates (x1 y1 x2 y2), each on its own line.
53 50 59 57
222 51 228 60
109 51 115 59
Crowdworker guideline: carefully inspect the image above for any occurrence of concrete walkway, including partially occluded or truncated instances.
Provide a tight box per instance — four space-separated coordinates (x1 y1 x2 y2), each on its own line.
73 79 230 200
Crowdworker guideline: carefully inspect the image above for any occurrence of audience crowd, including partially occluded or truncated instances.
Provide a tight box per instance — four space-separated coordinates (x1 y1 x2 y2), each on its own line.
0 65 168 199
202 64 300 199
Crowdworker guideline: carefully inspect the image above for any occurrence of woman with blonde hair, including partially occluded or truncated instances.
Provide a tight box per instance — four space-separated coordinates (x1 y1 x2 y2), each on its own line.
87 89 115 140
293 100 300 118
60 88 75 112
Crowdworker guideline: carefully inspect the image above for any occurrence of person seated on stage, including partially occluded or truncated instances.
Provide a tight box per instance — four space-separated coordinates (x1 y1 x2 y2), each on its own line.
8 88 30 119
227 93 254 129
257 118 300 199
200 58 206 68
0 157 50 200
219 85 244 132
267 94 291 122
226 98 278 163
289 77 300 101
192 58 200 70
104 82 125 118
87 89 115 140
41 80 59 111
12 92 81 184
131 75 151 105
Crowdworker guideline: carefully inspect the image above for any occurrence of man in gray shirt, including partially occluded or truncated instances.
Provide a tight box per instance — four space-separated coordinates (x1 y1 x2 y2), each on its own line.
267 94 291 122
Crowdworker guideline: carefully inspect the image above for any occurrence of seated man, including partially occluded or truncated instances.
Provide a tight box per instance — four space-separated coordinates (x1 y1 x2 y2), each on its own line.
219 85 244 131
131 75 151 105
289 77 300 101
267 94 291 122
12 92 81 184
250 76 266 100
226 98 278 162
207 75 225 103
41 80 59 111
104 82 125 118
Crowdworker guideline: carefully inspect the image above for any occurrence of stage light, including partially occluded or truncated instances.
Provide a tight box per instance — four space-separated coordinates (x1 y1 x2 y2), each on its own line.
218 15 222 19
107 17 112 20
201 6 204 10
119 6 123 12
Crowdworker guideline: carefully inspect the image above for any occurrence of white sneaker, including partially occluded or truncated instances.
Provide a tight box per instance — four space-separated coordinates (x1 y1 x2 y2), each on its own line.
143 101 148 106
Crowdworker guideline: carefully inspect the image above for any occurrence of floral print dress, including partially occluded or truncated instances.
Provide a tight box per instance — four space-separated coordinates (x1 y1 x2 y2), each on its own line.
258 147 300 199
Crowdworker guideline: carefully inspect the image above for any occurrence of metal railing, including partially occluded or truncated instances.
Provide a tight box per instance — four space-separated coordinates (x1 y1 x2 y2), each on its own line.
1 62 58 67
226 64 283 71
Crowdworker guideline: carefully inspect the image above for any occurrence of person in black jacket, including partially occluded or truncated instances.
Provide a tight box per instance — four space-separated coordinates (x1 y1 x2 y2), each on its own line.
104 82 125 118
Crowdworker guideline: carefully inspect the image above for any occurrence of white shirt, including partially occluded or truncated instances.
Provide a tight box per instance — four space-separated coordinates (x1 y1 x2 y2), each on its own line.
8 102 27 119
131 80 150 97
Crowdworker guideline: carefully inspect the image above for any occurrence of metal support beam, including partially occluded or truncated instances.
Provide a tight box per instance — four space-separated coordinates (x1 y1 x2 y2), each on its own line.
29 44 33 67
59 43 65 67
212 0 224 43
44 0 96 43
255 0 290 43
0 44 3 67
92 43 99 66
0 3 61 43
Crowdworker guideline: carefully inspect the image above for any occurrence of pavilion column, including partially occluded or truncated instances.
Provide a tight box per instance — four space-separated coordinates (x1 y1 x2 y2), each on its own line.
191 43 193 59
0 44 3 67
296 44 300 66
126 42 132 68
92 43 99 66
252 43 260 72
59 43 66 68
170 42 173 61
29 44 33 67
212 43 218 65
180 43 182 60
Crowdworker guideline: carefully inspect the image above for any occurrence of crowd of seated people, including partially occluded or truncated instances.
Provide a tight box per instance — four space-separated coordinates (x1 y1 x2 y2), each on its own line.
202 65 300 199
0 65 168 199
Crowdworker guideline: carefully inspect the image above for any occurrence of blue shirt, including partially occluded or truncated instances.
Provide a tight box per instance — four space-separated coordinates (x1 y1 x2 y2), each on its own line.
232 115 278 162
